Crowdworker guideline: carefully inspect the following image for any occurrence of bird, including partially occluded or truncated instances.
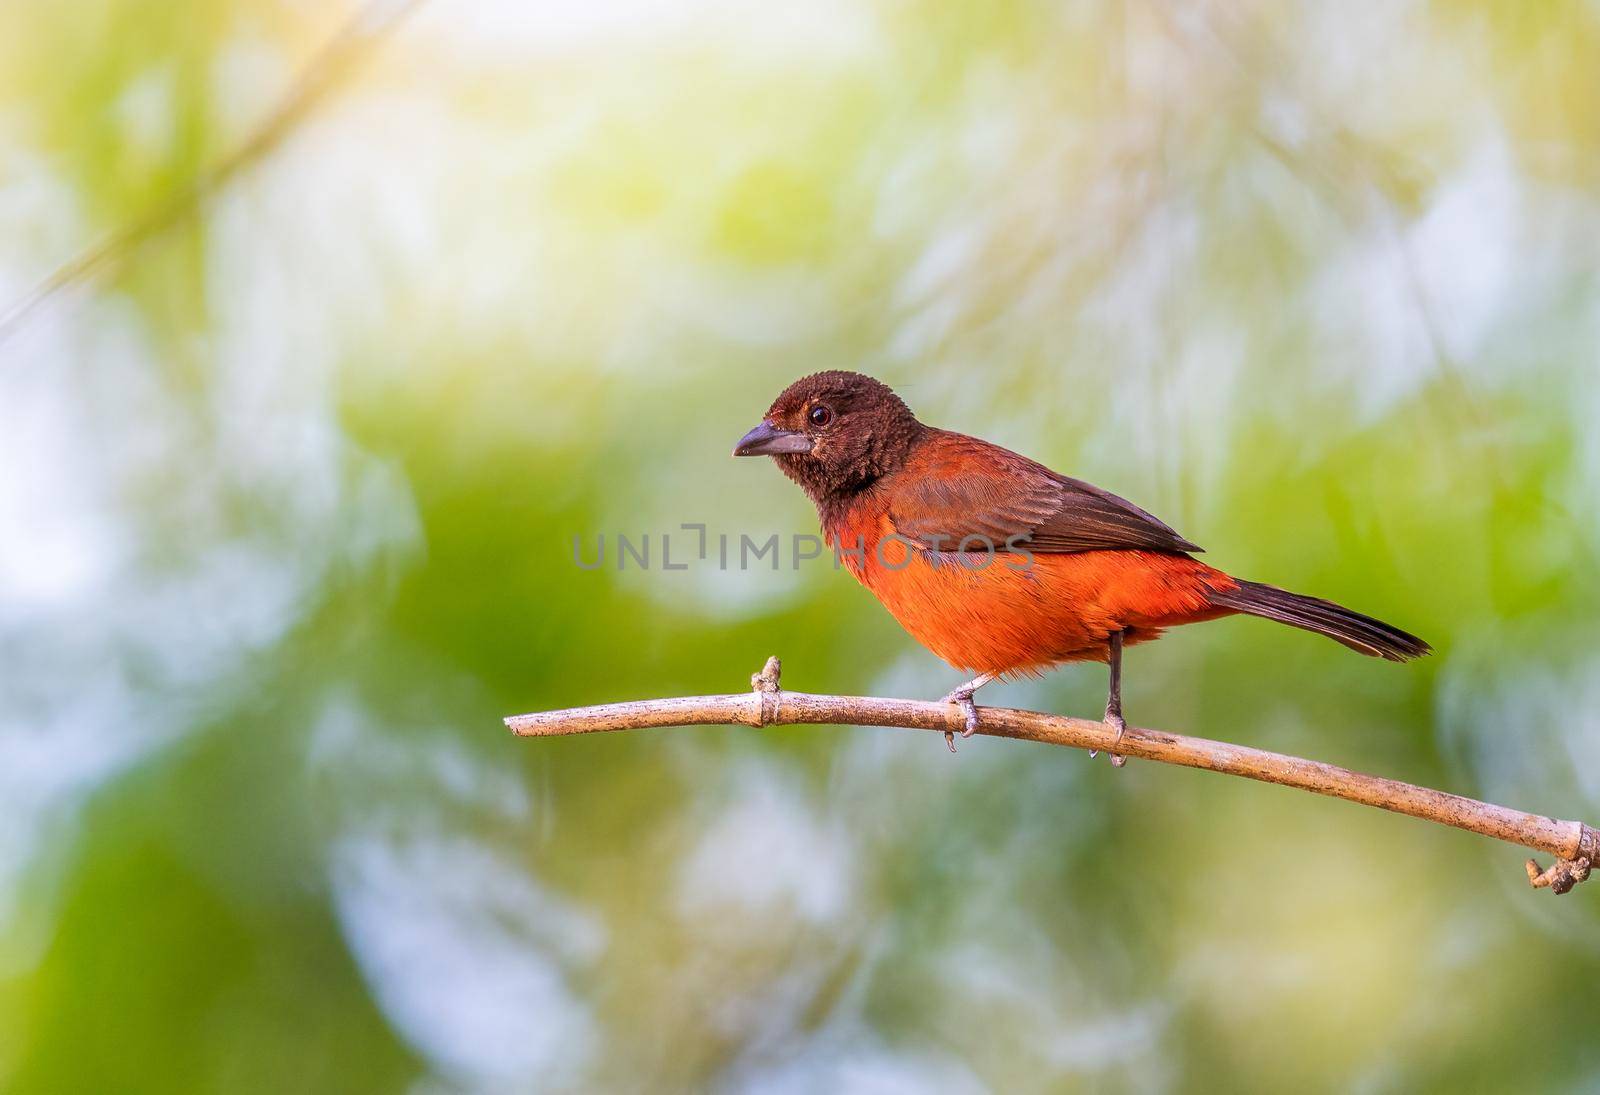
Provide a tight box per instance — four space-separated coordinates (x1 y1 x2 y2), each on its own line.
733 370 1429 759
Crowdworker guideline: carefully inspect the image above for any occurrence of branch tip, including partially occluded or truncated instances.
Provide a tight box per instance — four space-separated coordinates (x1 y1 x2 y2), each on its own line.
1525 856 1592 895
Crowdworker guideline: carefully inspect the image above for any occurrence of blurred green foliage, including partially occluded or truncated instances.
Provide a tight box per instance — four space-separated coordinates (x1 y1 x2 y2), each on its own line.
3 0 1600 1091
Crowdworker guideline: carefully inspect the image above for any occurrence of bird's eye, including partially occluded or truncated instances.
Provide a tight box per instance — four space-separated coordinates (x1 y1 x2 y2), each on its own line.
808 405 832 427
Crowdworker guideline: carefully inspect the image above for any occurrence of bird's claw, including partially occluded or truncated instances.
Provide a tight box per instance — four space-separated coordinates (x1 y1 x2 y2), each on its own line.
959 696 979 737
1106 710 1126 767
941 689 980 752
1090 711 1127 767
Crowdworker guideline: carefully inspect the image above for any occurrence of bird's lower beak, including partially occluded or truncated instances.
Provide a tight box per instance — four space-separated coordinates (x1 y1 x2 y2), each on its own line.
733 420 813 457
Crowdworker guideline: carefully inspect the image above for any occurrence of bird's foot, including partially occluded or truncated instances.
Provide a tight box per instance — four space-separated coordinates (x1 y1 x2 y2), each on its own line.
939 686 982 752
1090 710 1128 767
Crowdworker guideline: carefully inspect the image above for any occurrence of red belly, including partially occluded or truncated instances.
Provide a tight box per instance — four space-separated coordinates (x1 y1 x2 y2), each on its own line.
835 515 1236 674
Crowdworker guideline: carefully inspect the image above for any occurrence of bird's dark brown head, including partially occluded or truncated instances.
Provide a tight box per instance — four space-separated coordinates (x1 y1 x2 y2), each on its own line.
733 371 923 505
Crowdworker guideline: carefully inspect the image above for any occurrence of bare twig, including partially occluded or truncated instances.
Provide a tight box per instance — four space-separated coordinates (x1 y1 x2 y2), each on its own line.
506 657 1599 896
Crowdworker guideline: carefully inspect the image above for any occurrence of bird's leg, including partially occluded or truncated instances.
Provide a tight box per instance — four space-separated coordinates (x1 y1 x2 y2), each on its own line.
939 671 999 752
1090 629 1128 767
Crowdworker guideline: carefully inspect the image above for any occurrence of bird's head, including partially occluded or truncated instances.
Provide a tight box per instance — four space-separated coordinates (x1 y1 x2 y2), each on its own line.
733 371 923 503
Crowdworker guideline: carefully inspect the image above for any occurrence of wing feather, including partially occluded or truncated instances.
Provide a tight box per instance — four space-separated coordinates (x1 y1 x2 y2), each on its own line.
886 432 1201 556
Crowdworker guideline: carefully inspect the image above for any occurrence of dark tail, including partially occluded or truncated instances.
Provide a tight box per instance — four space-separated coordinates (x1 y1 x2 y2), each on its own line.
1210 580 1431 662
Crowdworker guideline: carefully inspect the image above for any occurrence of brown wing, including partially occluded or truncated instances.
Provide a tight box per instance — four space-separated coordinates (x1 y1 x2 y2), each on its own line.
886 431 1202 555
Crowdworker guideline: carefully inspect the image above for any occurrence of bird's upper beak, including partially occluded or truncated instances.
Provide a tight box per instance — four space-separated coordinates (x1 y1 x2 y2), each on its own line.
733 419 813 457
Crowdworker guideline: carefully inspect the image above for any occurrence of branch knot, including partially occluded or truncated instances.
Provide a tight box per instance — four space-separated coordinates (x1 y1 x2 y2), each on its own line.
751 655 782 726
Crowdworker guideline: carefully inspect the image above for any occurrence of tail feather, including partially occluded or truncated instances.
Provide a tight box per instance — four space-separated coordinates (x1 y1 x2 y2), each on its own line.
1210 580 1431 662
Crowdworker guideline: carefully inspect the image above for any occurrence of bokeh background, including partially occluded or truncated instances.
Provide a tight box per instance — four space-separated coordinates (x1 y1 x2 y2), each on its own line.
4 0 1600 1090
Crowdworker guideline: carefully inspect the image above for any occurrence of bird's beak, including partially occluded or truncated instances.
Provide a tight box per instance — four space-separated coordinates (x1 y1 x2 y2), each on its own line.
733 420 813 457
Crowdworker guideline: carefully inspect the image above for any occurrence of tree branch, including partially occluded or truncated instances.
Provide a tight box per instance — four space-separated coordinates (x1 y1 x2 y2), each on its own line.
505 657 1599 896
